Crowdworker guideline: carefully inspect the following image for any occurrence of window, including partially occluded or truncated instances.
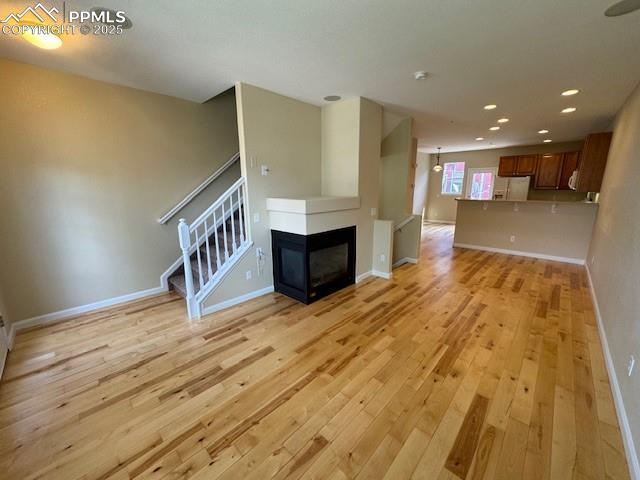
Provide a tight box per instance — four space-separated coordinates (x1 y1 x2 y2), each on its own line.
466 167 497 200
441 162 465 195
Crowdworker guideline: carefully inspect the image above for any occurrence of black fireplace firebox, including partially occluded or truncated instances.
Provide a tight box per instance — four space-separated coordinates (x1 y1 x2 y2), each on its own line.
271 226 356 304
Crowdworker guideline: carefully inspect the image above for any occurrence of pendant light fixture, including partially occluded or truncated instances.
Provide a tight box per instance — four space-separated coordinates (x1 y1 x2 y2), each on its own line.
433 147 443 172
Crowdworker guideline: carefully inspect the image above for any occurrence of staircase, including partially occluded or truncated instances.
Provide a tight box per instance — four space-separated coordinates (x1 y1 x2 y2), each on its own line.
168 208 243 297
169 177 252 319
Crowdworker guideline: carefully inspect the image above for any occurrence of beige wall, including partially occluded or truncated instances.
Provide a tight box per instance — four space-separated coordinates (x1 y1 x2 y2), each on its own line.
425 141 585 223
413 152 430 216
454 200 598 262
203 83 322 309
393 215 422 263
372 220 393 276
380 117 413 224
0 59 239 322
587 81 640 465
321 99 360 196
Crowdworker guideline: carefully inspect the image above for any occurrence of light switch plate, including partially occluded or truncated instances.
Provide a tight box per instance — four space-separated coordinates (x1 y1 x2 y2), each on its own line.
253 212 260 223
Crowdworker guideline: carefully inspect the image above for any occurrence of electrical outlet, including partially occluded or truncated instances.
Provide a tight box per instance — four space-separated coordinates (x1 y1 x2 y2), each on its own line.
370 207 377 217
245 270 252 280
628 355 635 377
510 235 516 243
551 204 558 214
513 203 519 212
482 202 488 211
253 212 260 223
380 254 386 263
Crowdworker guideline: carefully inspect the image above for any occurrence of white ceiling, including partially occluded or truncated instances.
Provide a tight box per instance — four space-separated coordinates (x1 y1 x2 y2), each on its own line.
1 0 640 153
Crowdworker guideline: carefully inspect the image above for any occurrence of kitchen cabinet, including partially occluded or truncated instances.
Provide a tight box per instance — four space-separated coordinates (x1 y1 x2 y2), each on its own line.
498 156 518 176
533 151 582 190
515 154 537 175
575 132 612 192
559 151 580 189
535 153 563 189
498 154 538 177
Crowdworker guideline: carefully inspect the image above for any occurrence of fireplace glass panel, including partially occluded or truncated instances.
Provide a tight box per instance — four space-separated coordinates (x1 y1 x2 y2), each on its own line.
309 243 348 288
280 247 305 290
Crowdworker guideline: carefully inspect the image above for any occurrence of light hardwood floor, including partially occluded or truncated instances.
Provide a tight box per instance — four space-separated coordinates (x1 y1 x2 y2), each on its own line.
0 223 630 480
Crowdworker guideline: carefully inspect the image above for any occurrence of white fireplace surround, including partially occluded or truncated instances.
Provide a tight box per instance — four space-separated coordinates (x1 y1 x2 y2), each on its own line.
266 196 360 235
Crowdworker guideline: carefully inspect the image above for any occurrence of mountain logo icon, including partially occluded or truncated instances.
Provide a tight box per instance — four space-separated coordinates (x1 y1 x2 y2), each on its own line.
1 3 59 23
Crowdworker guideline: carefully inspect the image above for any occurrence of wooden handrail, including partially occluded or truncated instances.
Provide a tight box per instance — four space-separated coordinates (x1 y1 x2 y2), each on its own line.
158 152 240 224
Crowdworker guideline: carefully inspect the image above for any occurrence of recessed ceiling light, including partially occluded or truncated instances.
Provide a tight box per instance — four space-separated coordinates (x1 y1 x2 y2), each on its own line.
561 89 580 96
489 126 500 131
19 23 62 49
544 139 553 143
323 95 341 102
605 0 640 16
414 71 428 80
538 129 549 134
484 104 497 110
475 137 484 141
561 107 577 113
497 118 509 123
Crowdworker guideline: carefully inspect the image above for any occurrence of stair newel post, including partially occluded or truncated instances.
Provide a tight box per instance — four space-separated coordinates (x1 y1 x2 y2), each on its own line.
221 201 230 262
213 209 222 270
178 219 198 319
230 194 237 253
237 185 245 244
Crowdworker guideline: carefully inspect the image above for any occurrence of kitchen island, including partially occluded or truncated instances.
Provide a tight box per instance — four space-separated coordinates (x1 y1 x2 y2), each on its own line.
454 199 599 264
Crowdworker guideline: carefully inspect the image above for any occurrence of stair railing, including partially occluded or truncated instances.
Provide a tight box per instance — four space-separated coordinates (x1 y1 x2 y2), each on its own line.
178 176 251 319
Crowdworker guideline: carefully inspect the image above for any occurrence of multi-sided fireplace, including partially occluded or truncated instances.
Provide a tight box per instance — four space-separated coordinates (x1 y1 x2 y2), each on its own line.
271 226 356 304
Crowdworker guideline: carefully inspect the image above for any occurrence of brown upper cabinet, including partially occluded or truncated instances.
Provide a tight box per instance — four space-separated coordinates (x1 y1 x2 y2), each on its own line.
534 153 563 189
575 132 612 192
498 154 538 177
559 151 580 189
534 151 581 190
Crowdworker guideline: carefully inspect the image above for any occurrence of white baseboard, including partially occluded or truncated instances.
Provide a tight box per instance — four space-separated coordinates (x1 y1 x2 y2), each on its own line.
371 270 392 280
13 285 168 331
586 267 640 480
452 242 585 265
424 219 456 225
201 285 274 316
356 271 373 283
392 257 418 268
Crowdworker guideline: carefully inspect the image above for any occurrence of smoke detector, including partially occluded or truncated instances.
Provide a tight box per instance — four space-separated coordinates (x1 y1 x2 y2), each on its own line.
414 71 428 81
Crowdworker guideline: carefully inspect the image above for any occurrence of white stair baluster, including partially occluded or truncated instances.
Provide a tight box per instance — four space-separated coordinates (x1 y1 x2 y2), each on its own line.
221 202 230 262
213 208 222 270
237 187 245 244
230 195 237 253
203 219 213 281
194 228 204 289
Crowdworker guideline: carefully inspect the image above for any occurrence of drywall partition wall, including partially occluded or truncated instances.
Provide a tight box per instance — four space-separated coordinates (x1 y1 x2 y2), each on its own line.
355 98 383 276
393 215 422 265
203 83 322 309
0 58 239 323
321 99 360 196
454 200 598 263
587 81 640 475
425 141 585 223
413 152 430 216
380 117 414 224
372 220 393 277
